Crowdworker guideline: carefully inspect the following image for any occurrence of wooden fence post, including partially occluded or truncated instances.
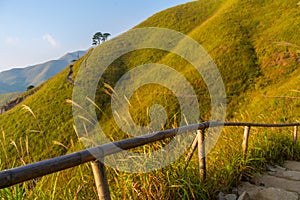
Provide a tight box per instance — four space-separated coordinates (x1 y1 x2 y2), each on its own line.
242 126 251 160
294 126 298 145
184 132 199 169
91 160 111 200
198 129 206 181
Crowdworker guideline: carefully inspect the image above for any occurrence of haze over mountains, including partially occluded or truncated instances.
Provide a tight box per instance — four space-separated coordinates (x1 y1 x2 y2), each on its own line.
0 50 86 94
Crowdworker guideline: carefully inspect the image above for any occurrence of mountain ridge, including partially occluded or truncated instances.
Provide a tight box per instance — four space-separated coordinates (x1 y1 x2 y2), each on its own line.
0 50 86 94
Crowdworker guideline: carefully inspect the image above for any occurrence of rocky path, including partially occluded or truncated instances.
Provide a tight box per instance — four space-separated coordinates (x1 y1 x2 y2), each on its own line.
219 161 300 200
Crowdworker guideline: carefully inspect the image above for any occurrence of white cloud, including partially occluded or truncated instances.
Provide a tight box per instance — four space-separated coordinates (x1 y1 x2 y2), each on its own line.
5 36 20 45
42 34 60 48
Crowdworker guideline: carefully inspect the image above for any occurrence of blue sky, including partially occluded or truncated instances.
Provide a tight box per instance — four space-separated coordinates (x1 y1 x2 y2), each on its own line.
0 0 192 72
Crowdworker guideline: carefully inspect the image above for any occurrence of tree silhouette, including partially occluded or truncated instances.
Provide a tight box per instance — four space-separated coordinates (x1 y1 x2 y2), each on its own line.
92 32 102 45
92 32 111 45
102 33 111 42
26 85 35 91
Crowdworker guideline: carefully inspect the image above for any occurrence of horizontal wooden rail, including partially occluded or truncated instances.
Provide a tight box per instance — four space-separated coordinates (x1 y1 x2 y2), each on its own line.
0 121 299 189
220 122 300 128
184 122 300 182
0 122 207 188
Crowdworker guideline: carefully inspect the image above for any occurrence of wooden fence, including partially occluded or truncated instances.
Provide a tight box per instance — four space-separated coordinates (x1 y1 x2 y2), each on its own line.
0 121 299 199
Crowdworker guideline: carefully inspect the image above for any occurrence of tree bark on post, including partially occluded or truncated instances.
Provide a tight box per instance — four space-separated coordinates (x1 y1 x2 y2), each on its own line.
91 160 111 200
198 129 206 181
294 126 298 145
242 126 251 160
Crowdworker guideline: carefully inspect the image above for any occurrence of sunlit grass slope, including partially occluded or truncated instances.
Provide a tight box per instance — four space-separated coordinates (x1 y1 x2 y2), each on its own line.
0 0 299 199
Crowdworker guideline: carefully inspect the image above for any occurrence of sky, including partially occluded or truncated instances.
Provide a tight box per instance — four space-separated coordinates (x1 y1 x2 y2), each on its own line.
0 0 192 72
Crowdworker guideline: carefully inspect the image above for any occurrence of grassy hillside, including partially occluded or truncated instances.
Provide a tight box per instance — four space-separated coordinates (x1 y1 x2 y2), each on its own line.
0 0 300 199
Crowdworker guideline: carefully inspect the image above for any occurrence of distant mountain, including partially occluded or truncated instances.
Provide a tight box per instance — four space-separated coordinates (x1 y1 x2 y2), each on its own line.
0 50 86 94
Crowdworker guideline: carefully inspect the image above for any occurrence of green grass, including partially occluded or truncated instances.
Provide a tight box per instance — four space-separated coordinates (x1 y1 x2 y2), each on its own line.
0 0 300 199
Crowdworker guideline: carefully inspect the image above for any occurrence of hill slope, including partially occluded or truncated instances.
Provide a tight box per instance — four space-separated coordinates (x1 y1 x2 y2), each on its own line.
0 0 299 199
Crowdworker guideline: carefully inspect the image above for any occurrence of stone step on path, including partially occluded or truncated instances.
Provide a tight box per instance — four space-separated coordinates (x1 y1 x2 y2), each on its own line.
285 161 300 172
218 161 300 200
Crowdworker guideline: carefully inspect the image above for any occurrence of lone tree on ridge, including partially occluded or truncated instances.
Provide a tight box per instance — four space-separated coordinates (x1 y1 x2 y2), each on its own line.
92 32 111 45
